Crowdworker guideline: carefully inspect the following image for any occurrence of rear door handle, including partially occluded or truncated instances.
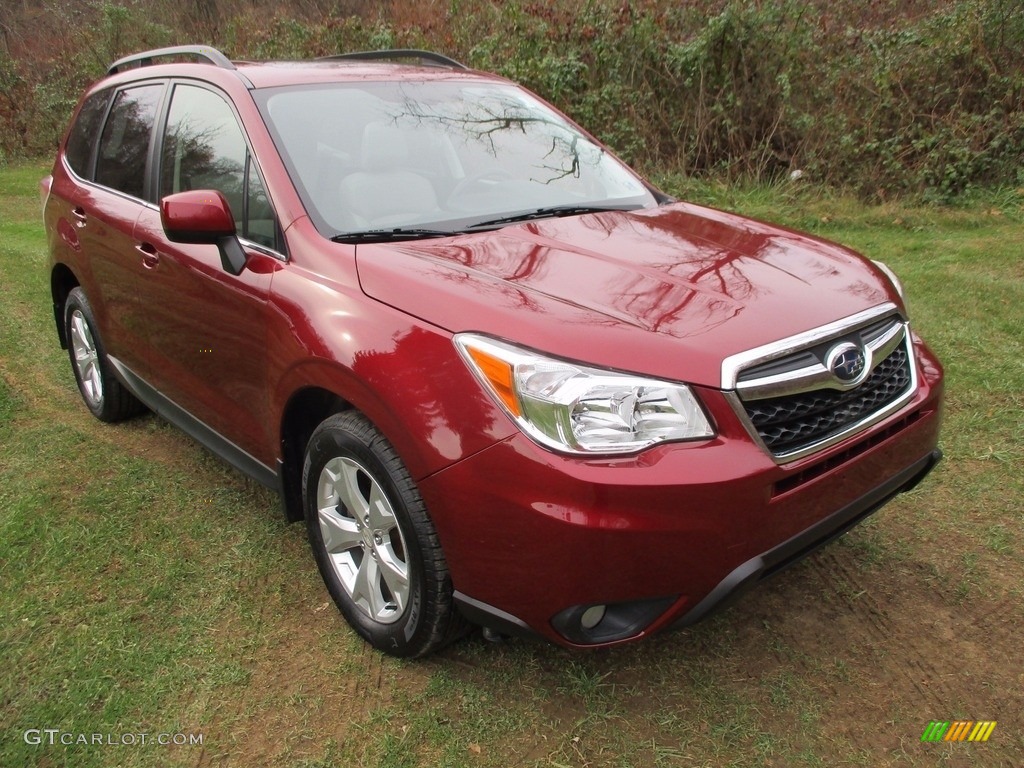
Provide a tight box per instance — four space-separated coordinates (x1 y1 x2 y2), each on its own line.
136 242 160 269
71 207 88 227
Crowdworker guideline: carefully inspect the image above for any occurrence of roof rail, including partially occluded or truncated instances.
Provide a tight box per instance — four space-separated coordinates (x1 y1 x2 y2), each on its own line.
107 45 236 76
322 49 468 70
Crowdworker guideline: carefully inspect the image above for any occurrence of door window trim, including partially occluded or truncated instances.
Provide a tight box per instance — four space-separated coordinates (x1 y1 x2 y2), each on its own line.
153 78 287 260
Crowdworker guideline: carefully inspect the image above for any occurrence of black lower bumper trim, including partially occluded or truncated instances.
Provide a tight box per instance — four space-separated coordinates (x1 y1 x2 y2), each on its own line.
453 591 537 641
673 448 942 629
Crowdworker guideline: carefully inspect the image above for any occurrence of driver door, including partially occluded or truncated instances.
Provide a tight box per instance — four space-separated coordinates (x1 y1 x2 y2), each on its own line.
133 82 282 466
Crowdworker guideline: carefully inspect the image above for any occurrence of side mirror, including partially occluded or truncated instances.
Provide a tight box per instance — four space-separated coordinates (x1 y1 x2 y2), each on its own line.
161 190 247 276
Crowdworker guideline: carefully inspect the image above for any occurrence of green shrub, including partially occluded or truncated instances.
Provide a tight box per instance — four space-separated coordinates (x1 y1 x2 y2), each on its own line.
2 0 1021 200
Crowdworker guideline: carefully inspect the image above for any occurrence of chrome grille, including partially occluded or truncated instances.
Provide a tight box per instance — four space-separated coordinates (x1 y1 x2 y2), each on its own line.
722 305 918 462
744 345 911 456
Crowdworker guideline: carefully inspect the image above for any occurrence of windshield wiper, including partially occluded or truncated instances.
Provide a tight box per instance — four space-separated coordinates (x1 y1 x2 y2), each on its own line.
330 228 456 244
466 204 641 230
330 205 642 242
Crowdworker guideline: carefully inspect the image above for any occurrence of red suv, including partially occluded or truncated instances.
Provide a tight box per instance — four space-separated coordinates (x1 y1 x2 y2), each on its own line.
42 46 943 657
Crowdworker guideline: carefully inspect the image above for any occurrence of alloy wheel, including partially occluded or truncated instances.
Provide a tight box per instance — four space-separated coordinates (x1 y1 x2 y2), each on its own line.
316 456 410 624
69 309 102 407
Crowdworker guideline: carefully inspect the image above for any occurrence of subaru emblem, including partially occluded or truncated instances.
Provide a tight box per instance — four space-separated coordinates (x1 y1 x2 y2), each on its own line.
826 342 867 385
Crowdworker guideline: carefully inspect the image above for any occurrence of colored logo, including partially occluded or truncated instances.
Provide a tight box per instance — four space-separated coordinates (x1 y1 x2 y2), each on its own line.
826 342 867 385
921 721 996 742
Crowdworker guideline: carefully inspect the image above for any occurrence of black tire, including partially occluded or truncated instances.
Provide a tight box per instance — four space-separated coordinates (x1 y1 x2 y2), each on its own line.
302 411 466 657
64 287 144 422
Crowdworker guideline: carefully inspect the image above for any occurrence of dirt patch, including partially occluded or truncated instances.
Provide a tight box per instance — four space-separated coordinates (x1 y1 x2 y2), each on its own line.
750 547 1020 756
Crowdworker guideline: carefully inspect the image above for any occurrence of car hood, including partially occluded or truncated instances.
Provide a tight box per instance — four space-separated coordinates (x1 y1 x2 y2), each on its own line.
355 202 898 388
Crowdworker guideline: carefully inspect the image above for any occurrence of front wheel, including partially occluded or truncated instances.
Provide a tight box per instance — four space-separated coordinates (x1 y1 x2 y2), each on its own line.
302 411 465 657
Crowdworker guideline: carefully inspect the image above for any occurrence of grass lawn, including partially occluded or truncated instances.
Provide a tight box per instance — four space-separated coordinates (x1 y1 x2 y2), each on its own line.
2 160 1021 767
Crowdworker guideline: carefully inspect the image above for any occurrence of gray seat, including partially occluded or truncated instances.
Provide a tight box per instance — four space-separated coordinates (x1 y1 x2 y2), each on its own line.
338 123 440 228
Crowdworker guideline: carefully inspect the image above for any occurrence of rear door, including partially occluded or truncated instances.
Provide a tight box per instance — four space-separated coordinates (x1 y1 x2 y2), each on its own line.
51 82 165 374
132 81 281 465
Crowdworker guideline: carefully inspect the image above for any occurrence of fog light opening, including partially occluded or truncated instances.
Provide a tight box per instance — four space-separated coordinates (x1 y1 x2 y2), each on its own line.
551 596 677 645
579 604 606 630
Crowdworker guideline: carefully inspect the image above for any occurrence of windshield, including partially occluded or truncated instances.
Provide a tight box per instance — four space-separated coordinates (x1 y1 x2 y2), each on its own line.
257 79 657 238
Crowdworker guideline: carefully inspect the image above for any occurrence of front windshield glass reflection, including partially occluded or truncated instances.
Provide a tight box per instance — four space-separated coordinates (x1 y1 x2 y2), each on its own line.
259 80 656 236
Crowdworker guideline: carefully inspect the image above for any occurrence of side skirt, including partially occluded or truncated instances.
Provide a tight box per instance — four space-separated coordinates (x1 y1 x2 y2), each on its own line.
108 356 280 491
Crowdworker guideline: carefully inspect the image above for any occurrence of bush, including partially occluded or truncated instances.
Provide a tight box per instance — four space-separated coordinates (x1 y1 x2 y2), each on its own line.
3 0 1022 200
1 0 173 157
813 0 1024 199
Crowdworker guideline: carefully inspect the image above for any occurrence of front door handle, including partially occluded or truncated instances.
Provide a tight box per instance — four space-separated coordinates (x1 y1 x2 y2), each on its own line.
137 242 160 269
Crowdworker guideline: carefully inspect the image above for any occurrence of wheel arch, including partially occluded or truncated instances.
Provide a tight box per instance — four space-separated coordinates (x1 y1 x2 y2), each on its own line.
278 386 349 523
51 263 81 349
273 327 515 524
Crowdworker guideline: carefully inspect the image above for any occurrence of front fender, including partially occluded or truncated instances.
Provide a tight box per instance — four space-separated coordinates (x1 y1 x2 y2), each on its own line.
270 302 515 483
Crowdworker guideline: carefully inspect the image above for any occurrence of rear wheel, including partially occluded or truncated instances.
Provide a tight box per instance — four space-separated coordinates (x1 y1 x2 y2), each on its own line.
302 411 465 657
64 287 143 422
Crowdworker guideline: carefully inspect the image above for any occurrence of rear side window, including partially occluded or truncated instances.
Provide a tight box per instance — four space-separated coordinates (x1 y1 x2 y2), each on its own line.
65 89 111 178
95 84 163 199
161 84 277 249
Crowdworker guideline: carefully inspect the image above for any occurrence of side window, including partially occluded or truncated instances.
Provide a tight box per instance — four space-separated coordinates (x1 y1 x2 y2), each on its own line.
65 89 111 179
160 84 277 250
94 84 162 199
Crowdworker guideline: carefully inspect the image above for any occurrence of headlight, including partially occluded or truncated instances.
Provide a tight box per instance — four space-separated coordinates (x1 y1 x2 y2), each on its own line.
871 259 905 301
454 334 714 455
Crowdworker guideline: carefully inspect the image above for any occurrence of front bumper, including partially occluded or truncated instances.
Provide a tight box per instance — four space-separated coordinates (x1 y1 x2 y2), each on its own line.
671 446 940 630
419 340 943 648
